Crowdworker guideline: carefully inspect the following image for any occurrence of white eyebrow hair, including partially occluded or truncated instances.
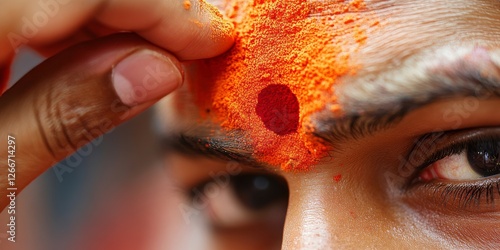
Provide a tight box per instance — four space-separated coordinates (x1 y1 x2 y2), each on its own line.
313 46 500 143
339 46 500 113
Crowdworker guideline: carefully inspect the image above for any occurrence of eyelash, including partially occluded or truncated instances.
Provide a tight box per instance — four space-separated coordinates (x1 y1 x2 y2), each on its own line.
408 131 500 208
428 179 500 208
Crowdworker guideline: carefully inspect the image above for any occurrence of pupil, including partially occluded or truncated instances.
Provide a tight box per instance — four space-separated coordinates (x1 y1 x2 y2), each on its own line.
231 174 289 210
467 140 500 176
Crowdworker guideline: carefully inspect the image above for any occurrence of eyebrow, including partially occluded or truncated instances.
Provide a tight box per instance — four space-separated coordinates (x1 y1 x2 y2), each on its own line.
161 133 267 168
314 47 500 144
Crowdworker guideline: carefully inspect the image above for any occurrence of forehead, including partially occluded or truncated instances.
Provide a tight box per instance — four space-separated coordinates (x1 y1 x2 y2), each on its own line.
156 0 500 168
159 0 500 121
353 0 500 70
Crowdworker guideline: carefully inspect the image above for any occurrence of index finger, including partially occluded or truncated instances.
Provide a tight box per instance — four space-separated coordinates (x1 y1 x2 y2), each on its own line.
95 0 235 60
0 0 234 62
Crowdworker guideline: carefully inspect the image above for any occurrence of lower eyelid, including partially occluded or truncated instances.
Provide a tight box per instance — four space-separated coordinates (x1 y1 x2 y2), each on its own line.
405 176 500 212
204 184 256 227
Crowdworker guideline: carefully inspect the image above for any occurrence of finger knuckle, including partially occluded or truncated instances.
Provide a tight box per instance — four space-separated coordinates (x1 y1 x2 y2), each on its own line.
34 89 102 159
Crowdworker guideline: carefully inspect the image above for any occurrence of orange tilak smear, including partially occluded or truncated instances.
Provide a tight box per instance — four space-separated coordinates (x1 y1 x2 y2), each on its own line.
193 0 378 171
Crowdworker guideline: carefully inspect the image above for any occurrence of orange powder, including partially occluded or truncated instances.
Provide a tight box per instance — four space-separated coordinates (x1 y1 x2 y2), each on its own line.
183 0 192 10
199 0 235 42
192 0 378 170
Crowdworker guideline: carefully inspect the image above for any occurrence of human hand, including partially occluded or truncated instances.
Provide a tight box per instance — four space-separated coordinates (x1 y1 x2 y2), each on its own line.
0 0 234 210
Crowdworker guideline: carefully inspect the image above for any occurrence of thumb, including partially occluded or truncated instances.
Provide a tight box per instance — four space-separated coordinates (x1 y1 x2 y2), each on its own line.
0 33 183 209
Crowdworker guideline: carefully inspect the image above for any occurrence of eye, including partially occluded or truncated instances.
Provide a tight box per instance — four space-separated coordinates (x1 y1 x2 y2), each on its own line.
191 173 289 228
405 128 500 209
467 140 500 176
231 174 289 210
418 139 500 182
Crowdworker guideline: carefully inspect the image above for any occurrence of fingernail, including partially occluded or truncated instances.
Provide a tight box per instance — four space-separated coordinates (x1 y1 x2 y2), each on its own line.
112 50 183 106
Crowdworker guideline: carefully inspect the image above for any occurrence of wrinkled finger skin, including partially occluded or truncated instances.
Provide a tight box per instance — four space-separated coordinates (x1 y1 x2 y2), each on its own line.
0 34 183 209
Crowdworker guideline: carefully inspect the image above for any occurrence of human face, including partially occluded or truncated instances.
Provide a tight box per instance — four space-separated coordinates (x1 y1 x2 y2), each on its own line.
156 0 500 249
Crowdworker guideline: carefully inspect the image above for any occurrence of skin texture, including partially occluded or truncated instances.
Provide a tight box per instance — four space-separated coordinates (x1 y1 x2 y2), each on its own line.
156 0 500 249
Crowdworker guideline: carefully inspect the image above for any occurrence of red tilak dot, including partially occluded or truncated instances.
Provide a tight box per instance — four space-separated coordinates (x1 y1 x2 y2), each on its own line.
256 84 299 135
333 174 342 182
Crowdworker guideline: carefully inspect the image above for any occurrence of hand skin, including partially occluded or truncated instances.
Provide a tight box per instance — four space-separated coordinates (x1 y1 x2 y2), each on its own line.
156 0 500 249
0 0 234 61
0 0 234 210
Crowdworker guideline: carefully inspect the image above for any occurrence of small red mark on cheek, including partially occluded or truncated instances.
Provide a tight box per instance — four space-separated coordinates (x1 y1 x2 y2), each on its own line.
333 174 342 182
256 84 300 135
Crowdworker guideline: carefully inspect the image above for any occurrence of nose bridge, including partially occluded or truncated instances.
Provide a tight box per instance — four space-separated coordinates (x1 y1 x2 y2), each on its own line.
281 173 337 250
